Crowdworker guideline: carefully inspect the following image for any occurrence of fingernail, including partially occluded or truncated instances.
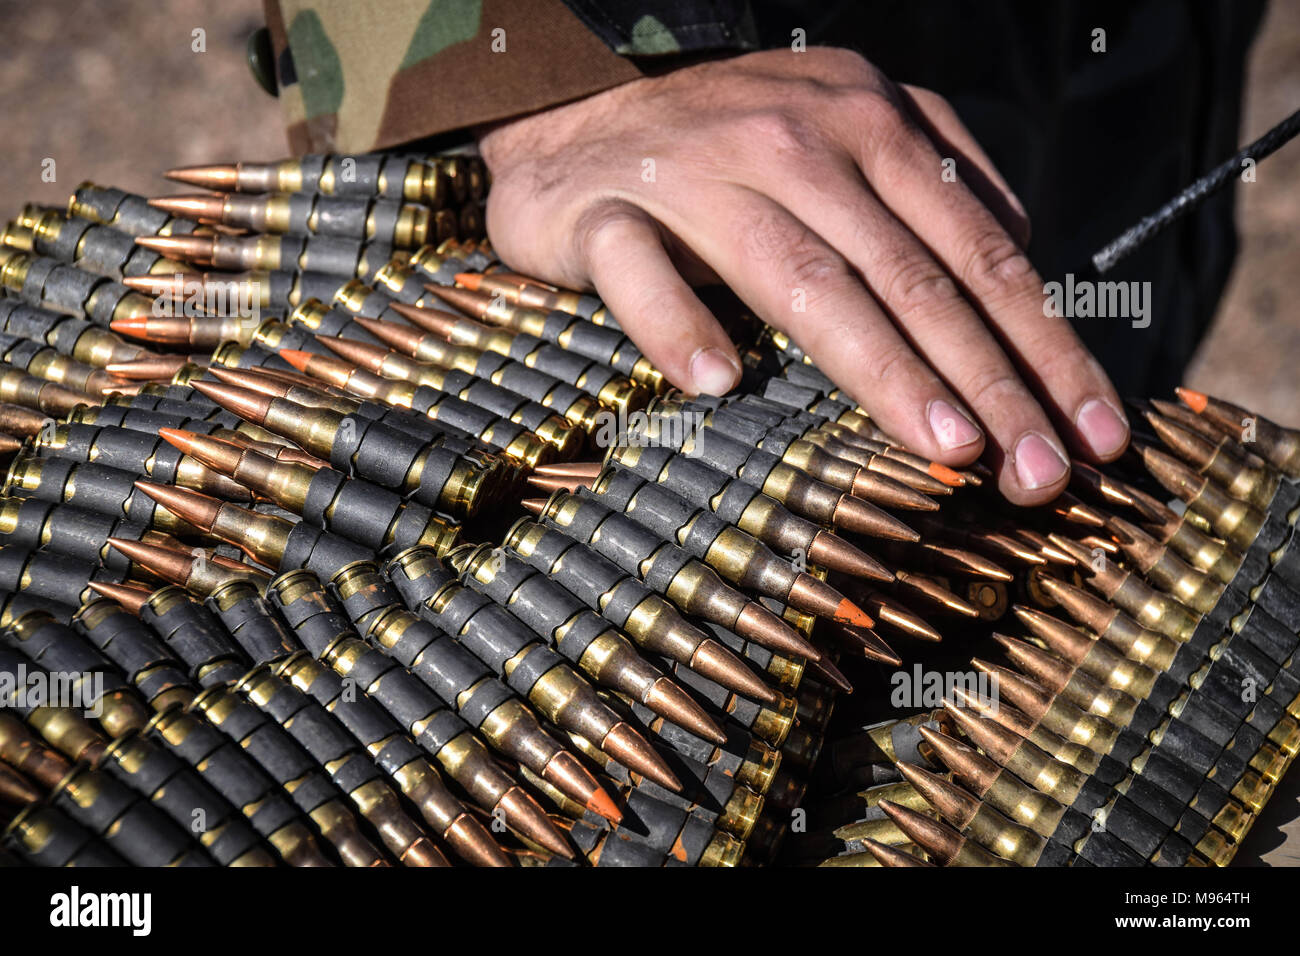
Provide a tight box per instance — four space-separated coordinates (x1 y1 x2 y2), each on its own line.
927 400 982 451
1075 399 1129 458
1013 432 1068 490
689 348 739 396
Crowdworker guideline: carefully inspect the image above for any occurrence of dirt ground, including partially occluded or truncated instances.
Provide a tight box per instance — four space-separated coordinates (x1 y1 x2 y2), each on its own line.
1 1 1298 865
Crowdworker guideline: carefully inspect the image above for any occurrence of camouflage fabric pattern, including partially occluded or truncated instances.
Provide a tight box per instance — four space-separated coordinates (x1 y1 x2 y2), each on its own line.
560 1 757 55
264 0 755 155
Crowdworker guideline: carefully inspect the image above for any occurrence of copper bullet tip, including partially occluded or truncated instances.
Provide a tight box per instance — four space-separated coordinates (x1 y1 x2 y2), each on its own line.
105 537 194 586
0 761 46 806
1035 574 1118 634
1137 443 1203 499
525 473 592 493
805 654 854 693
862 592 944 642
851 468 941 511
317 336 389 370
690 639 777 704
496 787 574 860
164 165 240 192
389 301 460 339
940 700 1020 763
103 355 191 379
86 580 152 614
425 284 490 318
444 814 513 868
0 405 49 439
401 837 452 868
133 234 216 265
894 571 979 617
1143 411 1216 468
808 530 894 582
1070 459 1135 507
896 760 978 826
972 531 1048 566
924 543 1014 581
861 838 933 867
520 497 548 515
1043 534 1094 567
833 494 919 541
601 722 681 792
646 677 726 744
352 314 424 354
734 601 822 661
1054 492 1108 528
917 724 992 784
877 800 963 863
147 194 227 222
531 461 603 479
121 273 201 296
1013 605 1095 664
205 366 291 399
832 623 903 666
132 479 223 531
972 658 1050 715
189 379 274 424
158 428 250 483
988 631 1018 652
156 427 198 456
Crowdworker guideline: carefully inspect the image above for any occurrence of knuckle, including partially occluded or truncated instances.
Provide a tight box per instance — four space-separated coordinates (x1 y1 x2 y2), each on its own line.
958 229 1036 289
742 209 797 264
785 242 853 293
814 47 878 83
867 342 923 388
846 87 907 135
839 86 912 158
876 254 962 318
573 202 646 260
961 367 1025 412
741 109 819 160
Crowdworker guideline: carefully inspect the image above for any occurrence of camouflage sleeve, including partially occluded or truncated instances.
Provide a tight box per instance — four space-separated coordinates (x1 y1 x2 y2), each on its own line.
560 1 758 55
263 0 758 156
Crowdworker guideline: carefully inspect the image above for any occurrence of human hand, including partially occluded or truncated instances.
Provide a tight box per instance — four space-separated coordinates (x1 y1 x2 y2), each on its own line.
476 47 1129 504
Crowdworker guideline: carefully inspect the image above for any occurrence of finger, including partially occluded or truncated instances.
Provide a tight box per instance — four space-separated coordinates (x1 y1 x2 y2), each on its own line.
654 185 989 467
741 156 1068 502
840 89 1130 465
575 201 741 396
896 83 1031 247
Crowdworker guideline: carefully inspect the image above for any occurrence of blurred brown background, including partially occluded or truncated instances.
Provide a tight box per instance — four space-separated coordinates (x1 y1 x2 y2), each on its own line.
0 1 283 211
1 0 1298 864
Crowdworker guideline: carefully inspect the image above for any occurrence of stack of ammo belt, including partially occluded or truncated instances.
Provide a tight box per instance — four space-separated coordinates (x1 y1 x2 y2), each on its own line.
0 151 1295 868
